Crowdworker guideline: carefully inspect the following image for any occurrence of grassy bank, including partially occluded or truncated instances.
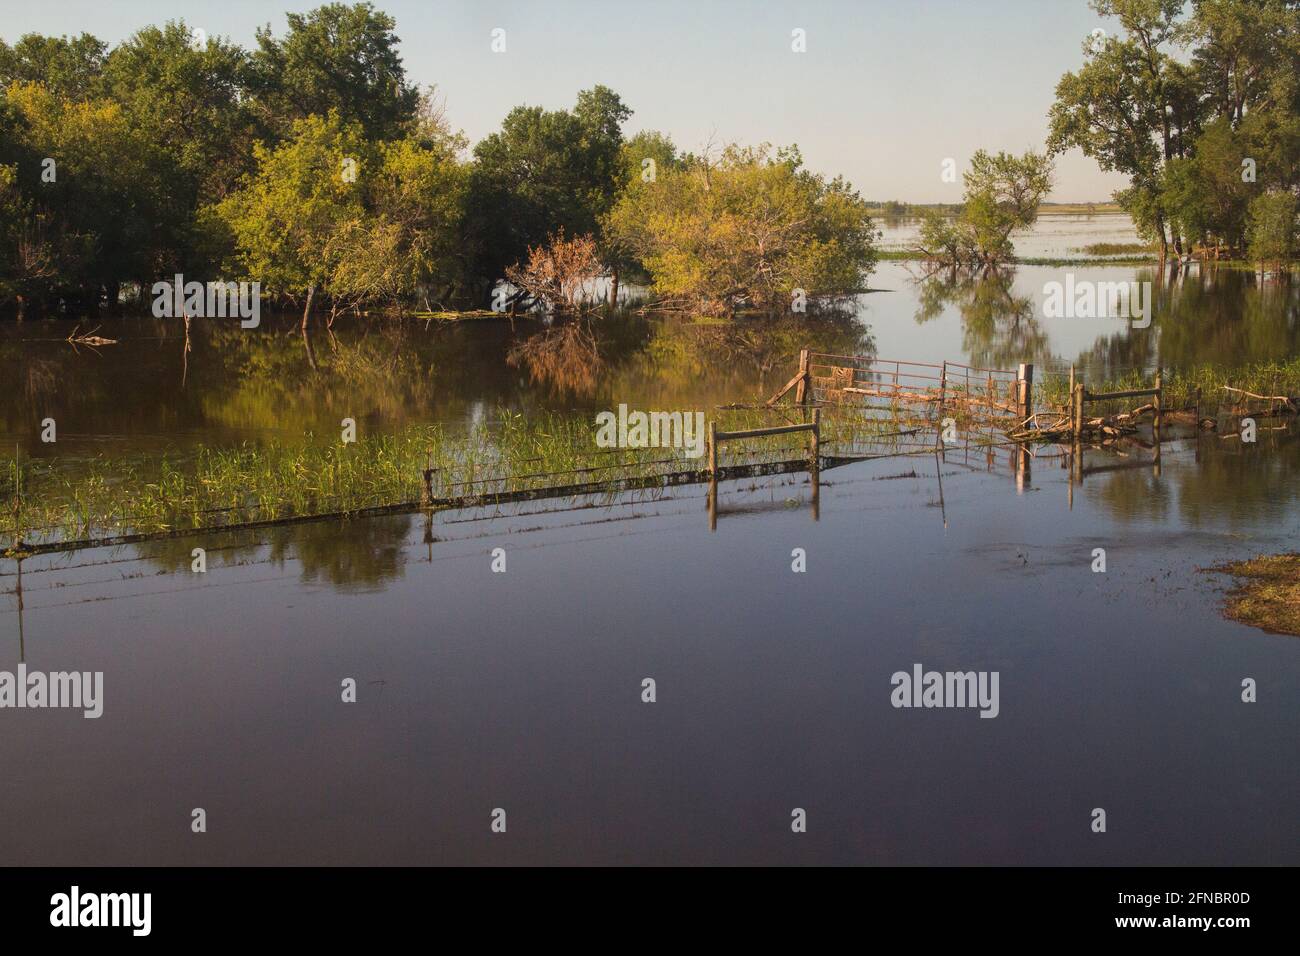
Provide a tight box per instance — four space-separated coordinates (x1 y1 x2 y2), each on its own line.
1208 554 1300 636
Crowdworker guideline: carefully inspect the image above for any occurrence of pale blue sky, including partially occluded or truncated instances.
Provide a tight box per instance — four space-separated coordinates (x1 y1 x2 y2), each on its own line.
1 0 1133 201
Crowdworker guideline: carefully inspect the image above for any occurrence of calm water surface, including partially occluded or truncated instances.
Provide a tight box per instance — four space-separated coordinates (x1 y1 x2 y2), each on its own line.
1 432 1296 864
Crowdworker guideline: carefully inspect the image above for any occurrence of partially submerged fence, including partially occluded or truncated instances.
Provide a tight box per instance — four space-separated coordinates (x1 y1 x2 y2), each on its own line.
769 348 1033 433
1070 368 1162 438
8 349 1215 558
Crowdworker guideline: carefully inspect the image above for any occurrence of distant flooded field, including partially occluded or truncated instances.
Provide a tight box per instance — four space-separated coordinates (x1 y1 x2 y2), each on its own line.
877 211 1150 260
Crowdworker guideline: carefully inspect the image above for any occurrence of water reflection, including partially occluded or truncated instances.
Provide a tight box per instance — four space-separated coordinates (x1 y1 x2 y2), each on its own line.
1 262 1295 474
1 307 874 456
130 515 413 592
70 420 1279 596
906 263 1299 381
913 268 1051 371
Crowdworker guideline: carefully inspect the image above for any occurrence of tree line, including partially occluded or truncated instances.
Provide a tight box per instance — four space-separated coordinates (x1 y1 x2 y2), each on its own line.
0 3 879 322
1049 0 1300 268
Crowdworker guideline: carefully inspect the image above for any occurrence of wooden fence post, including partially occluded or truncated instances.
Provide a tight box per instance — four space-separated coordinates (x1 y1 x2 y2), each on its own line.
421 455 435 508
809 407 821 464
708 420 717 477
1017 363 1034 421
1153 367 1162 430
794 349 810 407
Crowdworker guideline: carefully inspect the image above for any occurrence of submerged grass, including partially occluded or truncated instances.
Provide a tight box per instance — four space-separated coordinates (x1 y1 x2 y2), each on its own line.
1036 358 1300 417
10 355 1294 550
2 405 927 549
1207 554 1300 637
1074 242 1157 256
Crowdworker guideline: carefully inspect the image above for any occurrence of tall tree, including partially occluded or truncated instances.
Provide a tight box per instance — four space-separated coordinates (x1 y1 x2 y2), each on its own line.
466 85 632 295
0 33 106 99
1 82 170 309
249 2 418 141
1048 0 1192 258
103 22 256 202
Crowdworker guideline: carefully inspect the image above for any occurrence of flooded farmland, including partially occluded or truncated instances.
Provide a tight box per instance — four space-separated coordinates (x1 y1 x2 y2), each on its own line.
2 215 1297 866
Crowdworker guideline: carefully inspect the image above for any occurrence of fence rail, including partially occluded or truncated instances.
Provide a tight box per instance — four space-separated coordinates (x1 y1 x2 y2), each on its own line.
772 349 1033 432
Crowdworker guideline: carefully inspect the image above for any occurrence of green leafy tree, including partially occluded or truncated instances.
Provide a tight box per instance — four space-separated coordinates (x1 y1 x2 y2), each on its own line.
466 85 632 296
249 2 418 141
1161 118 1252 255
917 150 1054 269
0 33 106 99
212 112 469 323
604 130 683 302
103 22 256 203
1052 0 1300 260
1245 191 1297 272
1 82 170 308
326 134 470 311
604 143 877 314
1048 0 1192 259
211 113 372 326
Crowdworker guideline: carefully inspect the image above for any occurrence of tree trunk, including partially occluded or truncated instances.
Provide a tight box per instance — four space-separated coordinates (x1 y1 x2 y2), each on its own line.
301 284 316 331
608 266 619 309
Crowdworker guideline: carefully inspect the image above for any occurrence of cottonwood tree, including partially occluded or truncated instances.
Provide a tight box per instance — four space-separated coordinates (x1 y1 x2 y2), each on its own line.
210 113 371 327
1048 0 1190 258
103 22 256 203
1050 0 1300 262
1246 191 1298 273
0 33 107 100
212 112 469 324
1 82 168 310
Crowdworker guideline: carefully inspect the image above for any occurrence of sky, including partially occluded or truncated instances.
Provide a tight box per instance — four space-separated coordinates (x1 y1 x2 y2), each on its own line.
0 0 1134 202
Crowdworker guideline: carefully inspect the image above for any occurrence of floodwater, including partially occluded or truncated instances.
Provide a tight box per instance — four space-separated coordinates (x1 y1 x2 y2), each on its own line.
3 215 1297 461
1 429 1296 865
0 213 1297 865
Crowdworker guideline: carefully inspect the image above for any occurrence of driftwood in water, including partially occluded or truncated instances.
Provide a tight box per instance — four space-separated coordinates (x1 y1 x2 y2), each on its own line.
1221 386 1297 413
66 325 117 346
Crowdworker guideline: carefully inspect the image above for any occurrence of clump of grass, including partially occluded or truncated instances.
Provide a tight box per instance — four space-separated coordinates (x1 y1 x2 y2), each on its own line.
3 405 908 548
1036 358 1300 416
1207 554 1300 636
1075 242 1157 256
